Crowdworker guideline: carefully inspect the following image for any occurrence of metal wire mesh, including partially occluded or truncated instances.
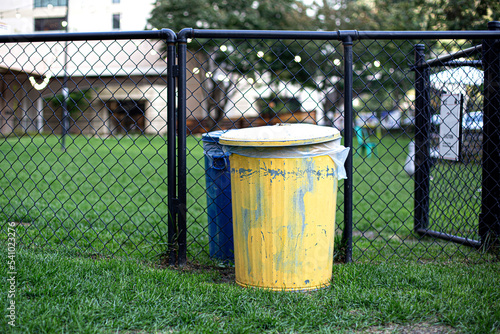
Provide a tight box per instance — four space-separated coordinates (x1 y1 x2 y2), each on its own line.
1 29 499 263
0 38 171 258
184 38 347 262
427 64 483 245
183 35 498 264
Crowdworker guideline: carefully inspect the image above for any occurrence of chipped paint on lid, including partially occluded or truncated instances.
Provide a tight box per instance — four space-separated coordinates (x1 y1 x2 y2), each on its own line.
218 124 341 147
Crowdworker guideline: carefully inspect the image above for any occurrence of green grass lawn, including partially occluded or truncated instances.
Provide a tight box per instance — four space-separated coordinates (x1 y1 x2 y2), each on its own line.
1 133 498 333
0 246 498 333
0 133 492 263
0 134 170 258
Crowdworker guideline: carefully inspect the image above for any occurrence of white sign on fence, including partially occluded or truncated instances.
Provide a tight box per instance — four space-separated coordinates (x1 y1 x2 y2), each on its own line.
439 94 462 161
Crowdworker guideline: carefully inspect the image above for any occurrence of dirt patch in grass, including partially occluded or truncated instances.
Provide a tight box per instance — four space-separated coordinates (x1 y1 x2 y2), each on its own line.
88 253 113 261
212 266 236 283
358 322 459 334
157 259 236 284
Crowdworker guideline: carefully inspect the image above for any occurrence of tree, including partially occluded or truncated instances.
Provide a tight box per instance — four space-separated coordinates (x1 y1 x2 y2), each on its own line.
415 0 500 31
149 0 315 31
148 0 319 130
314 0 498 121
309 0 419 121
149 0 499 129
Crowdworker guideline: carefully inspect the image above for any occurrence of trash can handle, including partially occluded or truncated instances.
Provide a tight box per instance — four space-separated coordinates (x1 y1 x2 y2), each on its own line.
212 156 228 171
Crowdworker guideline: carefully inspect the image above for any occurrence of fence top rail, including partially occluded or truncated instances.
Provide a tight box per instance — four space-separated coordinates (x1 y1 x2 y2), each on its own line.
1 28 499 44
357 30 500 40
179 28 500 41
0 29 176 43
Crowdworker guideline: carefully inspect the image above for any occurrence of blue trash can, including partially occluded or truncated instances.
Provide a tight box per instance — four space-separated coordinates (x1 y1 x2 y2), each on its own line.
202 130 234 261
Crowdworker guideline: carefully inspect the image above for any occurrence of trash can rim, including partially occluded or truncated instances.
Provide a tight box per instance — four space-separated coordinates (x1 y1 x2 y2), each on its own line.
218 124 341 147
202 130 229 143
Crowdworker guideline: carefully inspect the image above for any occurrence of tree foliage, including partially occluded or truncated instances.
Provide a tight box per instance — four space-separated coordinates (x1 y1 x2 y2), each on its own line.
148 0 315 32
314 0 498 115
149 0 319 129
416 0 500 31
315 0 499 32
148 0 500 124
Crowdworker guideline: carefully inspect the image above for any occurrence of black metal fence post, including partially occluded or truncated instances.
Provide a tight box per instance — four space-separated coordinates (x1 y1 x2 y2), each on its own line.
166 31 178 265
342 33 354 263
177 30 190 266
480 21 500 247
414 44 431 234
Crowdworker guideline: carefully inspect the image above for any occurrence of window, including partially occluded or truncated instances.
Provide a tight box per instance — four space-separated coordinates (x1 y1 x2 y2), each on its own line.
34 0 68 8
112 0 120 3
34 17 66 31
112 14 120 30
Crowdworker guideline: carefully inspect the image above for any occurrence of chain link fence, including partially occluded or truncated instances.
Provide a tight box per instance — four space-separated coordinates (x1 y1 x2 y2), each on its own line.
0 31 178 258
1 27 499 264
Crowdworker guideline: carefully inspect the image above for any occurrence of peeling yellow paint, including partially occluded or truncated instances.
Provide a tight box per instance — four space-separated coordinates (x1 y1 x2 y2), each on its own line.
230 154 338 291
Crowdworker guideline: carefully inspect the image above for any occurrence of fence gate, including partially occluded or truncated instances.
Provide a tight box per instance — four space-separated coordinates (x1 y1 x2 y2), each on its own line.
413 22 500 253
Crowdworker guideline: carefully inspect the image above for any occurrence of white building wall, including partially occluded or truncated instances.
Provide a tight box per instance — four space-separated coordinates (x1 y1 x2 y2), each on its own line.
0 0 33 34
0 0 155 34
68 0 154 33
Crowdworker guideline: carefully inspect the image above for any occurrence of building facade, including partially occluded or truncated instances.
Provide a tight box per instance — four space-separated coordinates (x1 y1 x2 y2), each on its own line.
1 1 321 137
0 0 190 137
0 0 155 34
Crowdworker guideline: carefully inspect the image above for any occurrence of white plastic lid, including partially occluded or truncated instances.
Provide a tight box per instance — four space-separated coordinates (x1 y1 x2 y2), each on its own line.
218 124 341 147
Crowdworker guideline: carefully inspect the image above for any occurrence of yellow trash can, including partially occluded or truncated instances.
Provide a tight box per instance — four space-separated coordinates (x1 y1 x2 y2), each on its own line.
219 124 349 291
